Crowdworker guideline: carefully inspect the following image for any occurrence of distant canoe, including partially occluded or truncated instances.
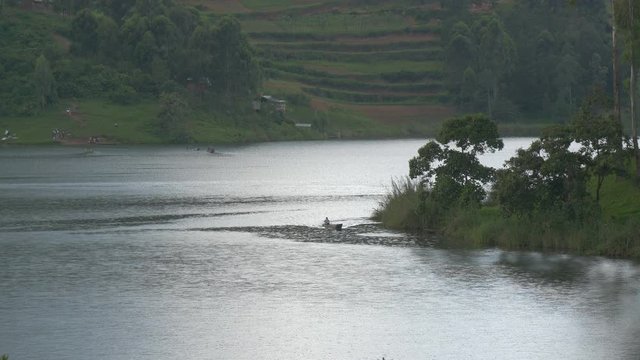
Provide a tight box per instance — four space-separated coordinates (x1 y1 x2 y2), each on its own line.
323 223 343 231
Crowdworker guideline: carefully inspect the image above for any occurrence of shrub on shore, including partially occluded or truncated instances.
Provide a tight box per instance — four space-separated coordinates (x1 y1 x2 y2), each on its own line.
373 177 422 231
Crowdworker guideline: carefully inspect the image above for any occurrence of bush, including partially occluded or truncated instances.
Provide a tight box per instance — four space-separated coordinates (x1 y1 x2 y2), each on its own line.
108 84 138 105
373 178 423 230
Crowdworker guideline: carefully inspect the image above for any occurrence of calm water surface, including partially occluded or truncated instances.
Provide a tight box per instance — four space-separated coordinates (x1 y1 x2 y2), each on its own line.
1 139 639 360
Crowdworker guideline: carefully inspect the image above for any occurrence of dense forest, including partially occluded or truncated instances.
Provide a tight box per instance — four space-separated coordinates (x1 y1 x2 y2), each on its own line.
442 0 611 122
1 0 262 141
2 0 260 115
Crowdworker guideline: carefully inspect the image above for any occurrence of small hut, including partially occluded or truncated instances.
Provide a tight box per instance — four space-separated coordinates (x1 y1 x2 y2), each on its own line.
255 95 286 113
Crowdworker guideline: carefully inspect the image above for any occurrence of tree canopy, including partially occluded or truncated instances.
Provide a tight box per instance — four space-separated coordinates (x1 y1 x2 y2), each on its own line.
0 0 262 116
443 1 612 122
410 114 503 209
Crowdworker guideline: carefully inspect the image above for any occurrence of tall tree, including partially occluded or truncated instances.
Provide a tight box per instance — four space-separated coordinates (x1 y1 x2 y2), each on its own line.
213 17 260 96
475 16 515 118
34 55 56 109
98 0 136 22
96 14 120 61
494 126 591 219
134 31 157 71
572 91 625 202
612 0 622 126
71 9 99 55
616 0 640 177
410 114 504 208
553 45 583 116
156 92 190 142
445 21 476 106
629 0 640 177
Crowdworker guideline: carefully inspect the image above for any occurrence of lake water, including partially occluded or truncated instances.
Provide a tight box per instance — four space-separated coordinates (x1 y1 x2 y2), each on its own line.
1 139 639 360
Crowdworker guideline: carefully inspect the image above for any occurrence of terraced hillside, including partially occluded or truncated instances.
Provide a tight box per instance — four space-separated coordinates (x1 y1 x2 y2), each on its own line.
187 0 454 136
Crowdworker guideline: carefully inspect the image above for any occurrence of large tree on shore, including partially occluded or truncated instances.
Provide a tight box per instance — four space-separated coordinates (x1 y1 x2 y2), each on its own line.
494 125 591 220
572 91 626 202
409 114 504 208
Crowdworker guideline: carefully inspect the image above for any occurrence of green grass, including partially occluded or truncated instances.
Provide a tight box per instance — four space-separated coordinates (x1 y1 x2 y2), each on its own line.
0 99 162 144
243 13 411 35
302 86 446 105
188 106 318 143
0 93 420 145
321 106 402 137
253 39 441 52
239 19 284 33
284 59 443 75
74 100 162 143
435 202 640 258
264 61 445 82
265 68 443 93
259 48 443 63
239 0 326 12
596 171 640 220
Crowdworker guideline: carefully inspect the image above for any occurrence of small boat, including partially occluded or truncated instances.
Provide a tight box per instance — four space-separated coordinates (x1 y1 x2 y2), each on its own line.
323 223 343 231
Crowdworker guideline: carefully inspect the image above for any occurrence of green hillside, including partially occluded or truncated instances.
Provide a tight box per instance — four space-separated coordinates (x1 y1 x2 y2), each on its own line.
0 1 613 144
186 0 455 130
184 0 610 134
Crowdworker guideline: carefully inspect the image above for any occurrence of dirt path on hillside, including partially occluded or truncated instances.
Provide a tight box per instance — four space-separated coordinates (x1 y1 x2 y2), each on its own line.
65 105 86 127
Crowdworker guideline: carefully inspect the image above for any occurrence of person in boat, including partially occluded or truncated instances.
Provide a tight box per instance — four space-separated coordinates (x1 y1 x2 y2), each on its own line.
324 217 330 226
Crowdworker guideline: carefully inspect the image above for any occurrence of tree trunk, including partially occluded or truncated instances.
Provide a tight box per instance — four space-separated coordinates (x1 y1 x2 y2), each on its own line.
596 175 604 203
632 63 640 178
630 0 640 178
612 0 621 126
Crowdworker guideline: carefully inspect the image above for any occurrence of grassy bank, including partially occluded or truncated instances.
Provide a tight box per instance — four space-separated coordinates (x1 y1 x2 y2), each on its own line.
1 95 431 145
374 176 640 259
0 100 161 145
1 100 551 145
